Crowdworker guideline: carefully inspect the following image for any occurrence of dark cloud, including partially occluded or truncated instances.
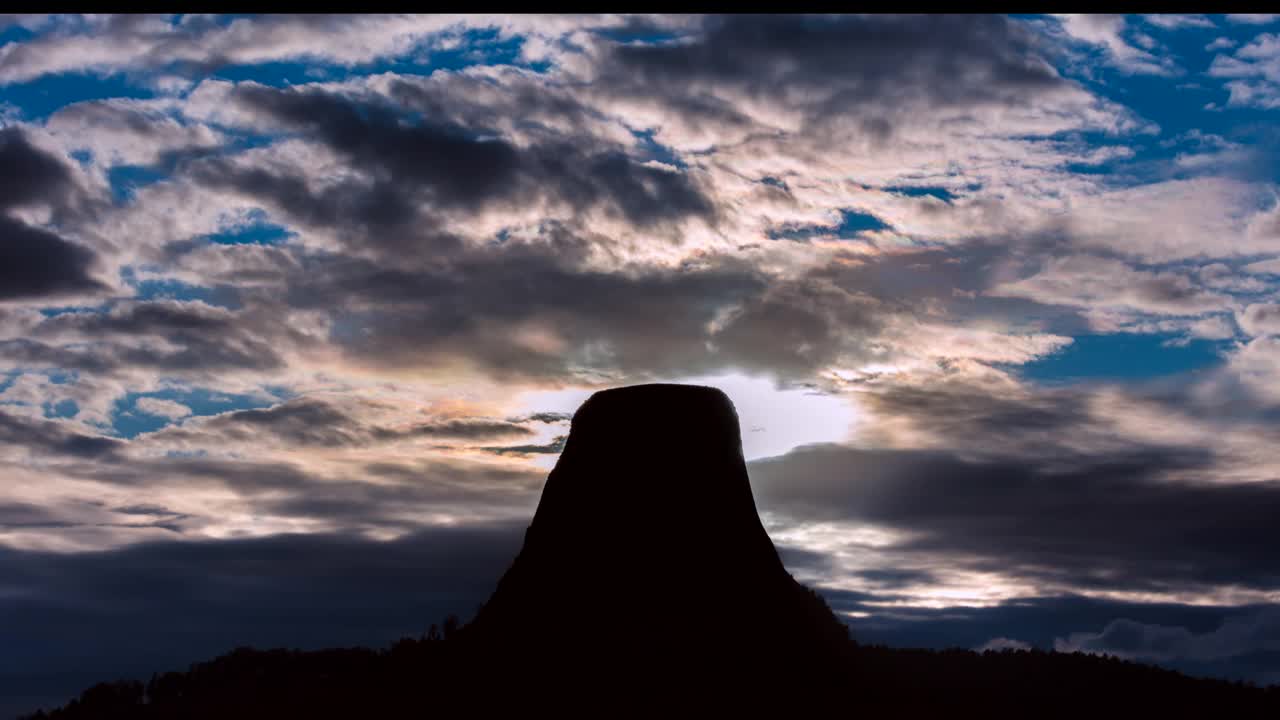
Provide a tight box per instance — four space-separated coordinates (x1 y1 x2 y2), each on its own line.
816 590 1280 686
275 237 898 382
0 128 103 300
749 443 1280 594
0 409 122 459
478 434 567 456
0 501 82 529
774 543 838 576
0 216 104 300
383 70 601 145
0 500 185 534
111 503 190 521
252 465 540 533
852 568 942 590
857 380 1094 449
6 300 296 375
0 127 73 209
163 398 367 447
389 419 536 441
512 411 573 424
220 83 715 232
284 244 776 380
184 153 456 257
0 524 525 717
709 275 884 376
596 14 1068 135
1056 609 1280 666
0 499 186 532
73 449 544 533
151 397 535 449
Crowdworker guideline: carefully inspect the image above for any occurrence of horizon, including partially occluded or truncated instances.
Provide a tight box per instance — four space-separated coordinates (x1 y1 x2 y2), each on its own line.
4 12 1280 716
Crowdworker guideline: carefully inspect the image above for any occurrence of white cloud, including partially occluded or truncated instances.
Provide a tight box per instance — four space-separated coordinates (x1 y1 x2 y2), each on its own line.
1056 609 1280 663
989 255 1231 319
0 14 642 86
1244 257 1280 275
1237 303 1280 336
1053 14 1178 75
1143 15 1215 30
1208 32 1280 108
133 397 193 420
1225 15 1280 25
977 637 1033 652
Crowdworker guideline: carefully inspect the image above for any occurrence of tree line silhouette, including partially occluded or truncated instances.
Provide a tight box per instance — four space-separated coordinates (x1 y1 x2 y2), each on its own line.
23 607 1280 718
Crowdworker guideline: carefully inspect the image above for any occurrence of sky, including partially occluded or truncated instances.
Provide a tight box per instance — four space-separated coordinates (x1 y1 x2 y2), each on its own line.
4 12 1280 713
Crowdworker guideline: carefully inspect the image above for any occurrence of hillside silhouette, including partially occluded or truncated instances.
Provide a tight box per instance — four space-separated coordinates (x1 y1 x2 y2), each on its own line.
24 384 1280 717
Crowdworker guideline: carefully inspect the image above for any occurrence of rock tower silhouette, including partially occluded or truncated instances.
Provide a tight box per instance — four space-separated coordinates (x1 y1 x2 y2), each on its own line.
461 383 851 700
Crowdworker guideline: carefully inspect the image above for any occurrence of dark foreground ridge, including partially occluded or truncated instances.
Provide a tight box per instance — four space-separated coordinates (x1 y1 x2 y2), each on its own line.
26 384 1280 717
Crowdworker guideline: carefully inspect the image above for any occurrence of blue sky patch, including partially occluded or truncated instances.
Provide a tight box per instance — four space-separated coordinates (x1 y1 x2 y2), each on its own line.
836 209 891 236
883 185 956 202
1018 332 1230 385
0 71 157 121
0 23 36 46
132 279 241 309
210 221 293 245
112 387 285 439
768 209 891 242
46 399 78 419
631 128 685 169
108 164 168 203
207 27 541 91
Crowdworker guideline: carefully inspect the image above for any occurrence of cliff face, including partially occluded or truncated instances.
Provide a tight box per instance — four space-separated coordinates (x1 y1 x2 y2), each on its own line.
463 384 850 687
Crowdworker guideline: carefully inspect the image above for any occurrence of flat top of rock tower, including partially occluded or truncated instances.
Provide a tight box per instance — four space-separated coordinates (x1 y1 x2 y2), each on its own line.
569 383 740 445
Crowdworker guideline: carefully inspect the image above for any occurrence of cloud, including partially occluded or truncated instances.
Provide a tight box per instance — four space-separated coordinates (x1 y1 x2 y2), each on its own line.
0 15 1157 394
0 15 504 86
749 439 1280 595
44 97 224 167
588 13 1103 153
479 434 567 456
206 82 717 236
1142 15 1215 31
0 300 293 376
1245 258 1280 275
0 128 104 300
1238 304 1280 336
0 216 105 300
0 408 123 460
819 591 1280 687
1208 33 1280 109
0 523 524 716
0 127 75 209
133 397 192 420
988 254 1230 321
1226 15 1280 25
1053 15 1177 75
275 243 783 381
148 396 536 450
977 637 1033 652
513 412 572 424
1056 608 1280 663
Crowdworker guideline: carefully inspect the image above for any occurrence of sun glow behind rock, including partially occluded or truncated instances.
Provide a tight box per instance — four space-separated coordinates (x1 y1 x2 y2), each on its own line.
511 372 858 461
